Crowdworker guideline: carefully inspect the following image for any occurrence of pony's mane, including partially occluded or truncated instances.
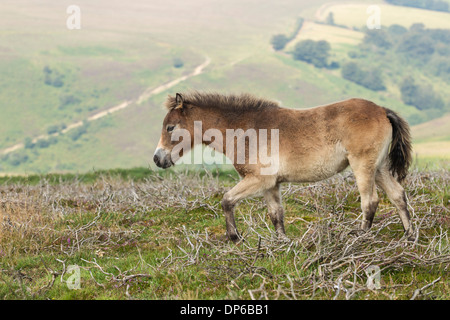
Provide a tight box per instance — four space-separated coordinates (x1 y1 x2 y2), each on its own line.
165 92 280 113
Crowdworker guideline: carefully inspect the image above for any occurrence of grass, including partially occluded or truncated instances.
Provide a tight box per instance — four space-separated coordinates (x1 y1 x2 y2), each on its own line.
413 142 450 159
0 165 449 300
285 22 364 47
411 114 450 143
0 0 207 151
1 0 449 174
316 3 450 29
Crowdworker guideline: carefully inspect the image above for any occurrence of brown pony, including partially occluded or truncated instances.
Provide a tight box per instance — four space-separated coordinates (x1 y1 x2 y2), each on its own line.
153 92 413 242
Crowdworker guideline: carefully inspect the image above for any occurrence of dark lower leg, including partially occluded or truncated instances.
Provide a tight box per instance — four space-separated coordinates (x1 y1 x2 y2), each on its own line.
361 199 379 230
221 197 239 242
264 185 286 238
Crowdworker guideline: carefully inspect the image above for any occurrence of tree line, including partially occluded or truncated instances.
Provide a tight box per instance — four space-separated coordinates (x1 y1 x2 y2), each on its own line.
270 17 304 51
358 23 449 111
269 17 448 122
386 0 449 12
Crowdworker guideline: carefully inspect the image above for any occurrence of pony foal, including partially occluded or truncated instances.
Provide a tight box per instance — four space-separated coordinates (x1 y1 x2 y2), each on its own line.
153 92 413 242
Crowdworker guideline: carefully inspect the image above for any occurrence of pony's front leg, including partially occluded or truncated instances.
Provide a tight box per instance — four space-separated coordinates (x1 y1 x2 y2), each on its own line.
221 175 277 243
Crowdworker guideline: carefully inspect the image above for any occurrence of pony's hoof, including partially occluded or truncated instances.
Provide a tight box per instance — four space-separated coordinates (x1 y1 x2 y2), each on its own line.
401 226 416 242
227 233 243 244
404 230 416 242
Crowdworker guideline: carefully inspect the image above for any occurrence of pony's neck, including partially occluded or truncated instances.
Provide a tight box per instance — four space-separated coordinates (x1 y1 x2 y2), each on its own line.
189 107 230 153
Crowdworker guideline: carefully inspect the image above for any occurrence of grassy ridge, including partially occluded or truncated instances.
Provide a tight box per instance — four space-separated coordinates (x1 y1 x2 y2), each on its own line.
0 166 239 186
0 166 449 300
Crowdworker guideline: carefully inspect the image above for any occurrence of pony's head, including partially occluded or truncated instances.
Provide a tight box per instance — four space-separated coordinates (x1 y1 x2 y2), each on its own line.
153 93 193 168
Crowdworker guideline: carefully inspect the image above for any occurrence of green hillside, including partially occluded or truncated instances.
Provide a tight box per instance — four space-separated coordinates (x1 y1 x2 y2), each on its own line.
0 0 449 174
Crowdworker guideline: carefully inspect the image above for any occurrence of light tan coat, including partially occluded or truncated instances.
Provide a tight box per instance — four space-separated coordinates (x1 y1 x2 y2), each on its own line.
154 92 413 242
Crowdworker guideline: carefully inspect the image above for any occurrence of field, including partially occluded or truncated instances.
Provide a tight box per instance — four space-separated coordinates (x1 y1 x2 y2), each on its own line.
316 2 450 29
411 114 450 159
2 0 449 174
0 166 449 300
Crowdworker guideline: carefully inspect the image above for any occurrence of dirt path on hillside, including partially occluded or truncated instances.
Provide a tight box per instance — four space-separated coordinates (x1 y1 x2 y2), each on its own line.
137 56 211 104
1 56 211 156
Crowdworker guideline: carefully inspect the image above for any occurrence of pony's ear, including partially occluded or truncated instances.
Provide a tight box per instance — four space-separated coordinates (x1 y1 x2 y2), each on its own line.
175 93 184 109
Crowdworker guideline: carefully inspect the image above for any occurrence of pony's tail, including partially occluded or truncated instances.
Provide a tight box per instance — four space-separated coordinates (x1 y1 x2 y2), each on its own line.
384 108 412 183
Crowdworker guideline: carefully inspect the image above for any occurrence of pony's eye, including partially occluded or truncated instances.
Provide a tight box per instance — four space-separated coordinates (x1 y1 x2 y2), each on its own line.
167 125 175 132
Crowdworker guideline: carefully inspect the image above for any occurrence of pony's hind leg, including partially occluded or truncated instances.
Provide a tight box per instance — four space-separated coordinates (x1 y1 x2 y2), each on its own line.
359 183 379 231
357 175 379 231
349 158 379 231
375 166 413 238
222 175 277 243
263 183 287 240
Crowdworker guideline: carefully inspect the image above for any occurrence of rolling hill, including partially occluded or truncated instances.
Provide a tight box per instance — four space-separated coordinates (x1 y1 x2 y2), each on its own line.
0 0 448 174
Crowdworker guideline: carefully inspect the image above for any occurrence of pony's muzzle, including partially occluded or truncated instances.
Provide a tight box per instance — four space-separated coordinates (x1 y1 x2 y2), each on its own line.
153 148 173 169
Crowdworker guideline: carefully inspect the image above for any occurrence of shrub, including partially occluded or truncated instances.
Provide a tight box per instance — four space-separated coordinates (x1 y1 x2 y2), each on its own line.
271 34 289 51
36 139 50 148
59 95 81 109
341 62 386 91
47 125 60 135
8 152 29 166
400 77 444 110
69 122 89 141
43 67 64 88
24 137 35 149
173 58 184 68
293 40 331 68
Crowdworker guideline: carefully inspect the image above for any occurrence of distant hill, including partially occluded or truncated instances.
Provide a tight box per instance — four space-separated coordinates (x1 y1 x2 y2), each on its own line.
412 113 450 143
0 0 448 174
